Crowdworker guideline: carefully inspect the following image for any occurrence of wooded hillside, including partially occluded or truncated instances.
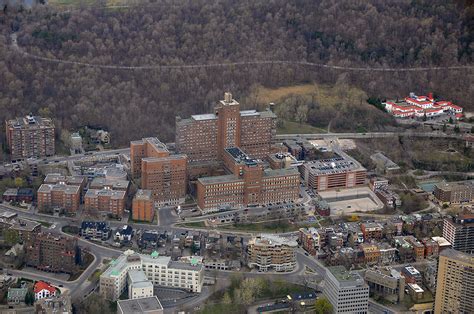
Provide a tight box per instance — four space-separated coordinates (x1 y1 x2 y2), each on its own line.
0 0 472 145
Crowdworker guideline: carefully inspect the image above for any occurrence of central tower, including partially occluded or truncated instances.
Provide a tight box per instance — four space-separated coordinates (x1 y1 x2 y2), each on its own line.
216 92 241 159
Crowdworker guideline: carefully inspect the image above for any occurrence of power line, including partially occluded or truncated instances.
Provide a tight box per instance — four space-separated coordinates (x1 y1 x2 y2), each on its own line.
10 34 474 72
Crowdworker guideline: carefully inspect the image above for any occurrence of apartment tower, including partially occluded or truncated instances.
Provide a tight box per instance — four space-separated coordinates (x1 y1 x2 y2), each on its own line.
434 249 474 313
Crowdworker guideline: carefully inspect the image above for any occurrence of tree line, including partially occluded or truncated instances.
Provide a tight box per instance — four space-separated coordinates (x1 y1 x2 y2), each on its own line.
0 0 472 148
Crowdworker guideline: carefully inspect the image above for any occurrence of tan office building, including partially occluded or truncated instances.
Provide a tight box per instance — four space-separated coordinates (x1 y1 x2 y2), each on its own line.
5 114 55 161
434 249 474 314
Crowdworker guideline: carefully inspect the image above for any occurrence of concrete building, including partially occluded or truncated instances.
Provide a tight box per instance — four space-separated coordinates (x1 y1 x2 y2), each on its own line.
84 188 126 216
5 114 55 161
128 270 154 300
443 214 474 254
301 152 366 191
130 138 187 206
25 233 79 274
434 249 474 314
364 267 405 302
434 180 474 204
117 296 163 314
323 266 369 314
196 147 299 213
247 234 297 272
133 190 154 222
37 183 81 214
175 92 277 164
100 250 203 301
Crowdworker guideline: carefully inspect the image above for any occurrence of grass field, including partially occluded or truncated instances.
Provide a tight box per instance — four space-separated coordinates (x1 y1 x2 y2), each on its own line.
250 83 368 108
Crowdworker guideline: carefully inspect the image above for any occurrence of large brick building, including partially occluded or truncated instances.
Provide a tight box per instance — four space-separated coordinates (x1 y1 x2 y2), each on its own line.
132 189 154 222
301 152 366 191
37 183 81 214
196 147 299 213
130 138 187 206
25 233 79 274
433 180 474 204
5 114 55 161
175 92 277 164
84 188 126 216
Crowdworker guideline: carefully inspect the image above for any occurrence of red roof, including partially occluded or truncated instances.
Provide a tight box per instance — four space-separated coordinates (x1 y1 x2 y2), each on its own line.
34 281 56 294
449 104 463 110
455 113 463 118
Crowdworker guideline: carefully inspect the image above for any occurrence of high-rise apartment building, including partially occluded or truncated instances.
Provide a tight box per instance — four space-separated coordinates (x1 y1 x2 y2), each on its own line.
434 248 474 314
196 147 299 212
25 233 79 274
443 214 474 254
323 266 369 314
175 92 277 164
247 234 297 272
5 114 55 161
132 189 154 222
130 138 187 206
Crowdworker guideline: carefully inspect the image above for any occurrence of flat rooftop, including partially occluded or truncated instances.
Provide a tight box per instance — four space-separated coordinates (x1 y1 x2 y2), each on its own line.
251 234 298 247
142 154 187 163
440 248 474 265
85 188 126 199
197 174 242 185
328 266 365 285
225 147 257 166
44 174 86 185
192 113 217 121
10 218 41 232
38 183 80 194
117 296 163 314
304 152 365 175
134 189 153 201
6 115 54 129
131 137 169 153
90 177 129 190
435 180 474 191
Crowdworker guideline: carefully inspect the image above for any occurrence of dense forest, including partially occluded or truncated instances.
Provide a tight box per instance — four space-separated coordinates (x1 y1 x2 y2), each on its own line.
0 0 473 146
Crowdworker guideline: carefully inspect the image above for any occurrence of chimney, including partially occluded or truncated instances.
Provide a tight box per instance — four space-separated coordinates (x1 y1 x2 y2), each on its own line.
224 92 232 103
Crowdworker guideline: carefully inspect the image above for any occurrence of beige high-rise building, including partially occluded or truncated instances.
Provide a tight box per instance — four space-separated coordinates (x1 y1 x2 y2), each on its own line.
247 234 297 272
434 248 474 314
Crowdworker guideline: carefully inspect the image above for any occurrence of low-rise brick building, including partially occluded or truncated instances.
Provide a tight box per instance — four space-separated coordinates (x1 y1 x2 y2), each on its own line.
84 188 126 216
37 183 81 214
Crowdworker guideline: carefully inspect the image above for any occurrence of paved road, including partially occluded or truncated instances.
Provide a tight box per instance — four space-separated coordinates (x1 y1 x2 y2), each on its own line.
368 299 396 314
275 131 463 140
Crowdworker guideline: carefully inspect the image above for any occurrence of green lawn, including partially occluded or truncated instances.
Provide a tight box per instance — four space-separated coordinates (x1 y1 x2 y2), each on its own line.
177 221 207 228
36 220 52 228
277 120 327 134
